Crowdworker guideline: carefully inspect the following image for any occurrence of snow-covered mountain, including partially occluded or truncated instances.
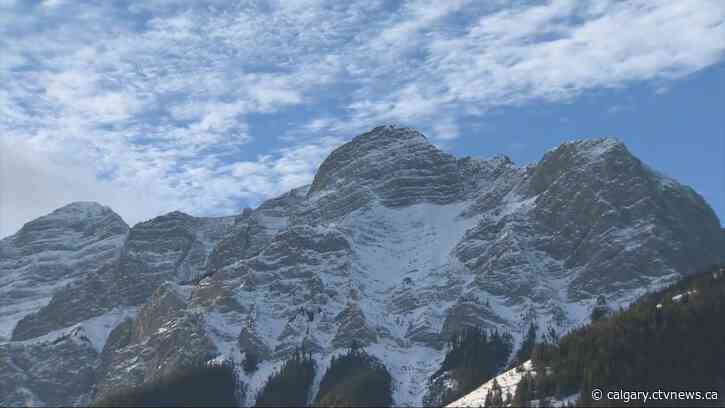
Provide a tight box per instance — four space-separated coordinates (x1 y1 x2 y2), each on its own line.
0 202 128 342
1 126 722 406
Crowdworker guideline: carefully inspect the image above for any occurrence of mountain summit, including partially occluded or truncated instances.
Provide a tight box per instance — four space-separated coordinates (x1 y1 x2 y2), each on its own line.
0 127 722 406
306 126 465 222
0 202 128 342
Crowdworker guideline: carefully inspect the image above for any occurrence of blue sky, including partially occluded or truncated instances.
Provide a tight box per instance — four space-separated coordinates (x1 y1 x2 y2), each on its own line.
1 0 724 237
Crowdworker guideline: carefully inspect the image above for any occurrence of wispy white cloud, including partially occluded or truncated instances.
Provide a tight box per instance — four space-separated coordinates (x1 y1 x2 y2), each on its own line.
421 0 725 107
0 0 724 236
432 119 460 141
226 136 343 200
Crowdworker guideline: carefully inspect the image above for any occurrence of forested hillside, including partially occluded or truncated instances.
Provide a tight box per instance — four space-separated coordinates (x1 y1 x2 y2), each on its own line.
519 264 725 407
254 350 315 407
93 360 240 407
313 345 393 407
425 327 513 406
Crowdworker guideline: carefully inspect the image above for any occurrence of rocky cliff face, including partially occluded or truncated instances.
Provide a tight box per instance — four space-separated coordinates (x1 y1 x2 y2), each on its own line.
0 202 128 342
304 126 465 221
0 327 99 406
1 126 722 407
9 210 236 342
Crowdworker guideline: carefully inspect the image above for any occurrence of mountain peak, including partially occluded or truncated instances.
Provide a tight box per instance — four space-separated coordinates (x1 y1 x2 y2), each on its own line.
529 137 636 194
548 137 626 161
364 124 428 141
533 137 630 180
52 201 114 217
306 126 462 212
7 201 127 251
13 201 124 235
563 136 622 147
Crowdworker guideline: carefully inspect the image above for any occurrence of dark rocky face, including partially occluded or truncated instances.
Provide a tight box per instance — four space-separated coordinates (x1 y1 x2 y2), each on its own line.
1 127 722 407
527 139 723 298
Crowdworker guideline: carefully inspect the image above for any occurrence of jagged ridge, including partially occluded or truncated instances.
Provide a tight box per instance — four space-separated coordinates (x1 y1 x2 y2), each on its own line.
0 127 722 407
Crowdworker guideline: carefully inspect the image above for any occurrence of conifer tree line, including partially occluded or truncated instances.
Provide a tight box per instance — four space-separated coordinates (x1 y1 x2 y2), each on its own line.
254 349 315 407
509 322 537 369
511 372 535 407
313 341 394 407
513 264 725 407
431 326 514 405
92 359 241 407
92 343 394 408
482 377 514 407
253 341 394 407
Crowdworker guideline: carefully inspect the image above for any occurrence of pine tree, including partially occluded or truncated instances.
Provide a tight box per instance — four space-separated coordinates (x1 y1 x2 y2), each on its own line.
512 322 537 367
512 372 532 407
488 378 504 408
590 295 610 322
242 351 259 374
